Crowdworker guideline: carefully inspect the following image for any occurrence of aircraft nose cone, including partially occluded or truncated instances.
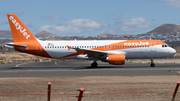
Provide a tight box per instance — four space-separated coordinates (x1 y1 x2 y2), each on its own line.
169 48 176 55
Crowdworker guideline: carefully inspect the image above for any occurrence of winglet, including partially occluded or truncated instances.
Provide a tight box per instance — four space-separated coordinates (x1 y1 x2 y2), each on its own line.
67 45 72 51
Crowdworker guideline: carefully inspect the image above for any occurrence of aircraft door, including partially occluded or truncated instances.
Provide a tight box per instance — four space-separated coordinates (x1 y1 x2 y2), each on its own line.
151 42 156 52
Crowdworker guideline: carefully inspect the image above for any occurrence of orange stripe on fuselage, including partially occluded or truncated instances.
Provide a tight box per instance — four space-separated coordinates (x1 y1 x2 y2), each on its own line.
91 40 166 51
61 40 166 58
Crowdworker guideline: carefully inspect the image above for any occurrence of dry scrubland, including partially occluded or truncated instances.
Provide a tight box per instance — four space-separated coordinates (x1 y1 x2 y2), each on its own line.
0 76 180 101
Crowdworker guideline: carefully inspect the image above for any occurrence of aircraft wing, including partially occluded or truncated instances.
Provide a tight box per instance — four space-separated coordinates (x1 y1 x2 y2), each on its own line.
61 45 125 58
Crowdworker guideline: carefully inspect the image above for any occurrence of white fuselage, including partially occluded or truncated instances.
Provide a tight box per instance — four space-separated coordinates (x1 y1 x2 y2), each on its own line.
38 40 176 60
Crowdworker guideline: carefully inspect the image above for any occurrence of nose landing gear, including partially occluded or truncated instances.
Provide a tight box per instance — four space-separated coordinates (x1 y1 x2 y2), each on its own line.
150 58 155 67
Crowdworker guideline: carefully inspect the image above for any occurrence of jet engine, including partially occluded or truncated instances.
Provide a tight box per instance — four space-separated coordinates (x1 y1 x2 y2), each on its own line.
102 54 125 65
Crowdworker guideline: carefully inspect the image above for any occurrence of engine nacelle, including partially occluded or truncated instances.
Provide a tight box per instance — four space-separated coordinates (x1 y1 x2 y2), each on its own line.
103 54 125 65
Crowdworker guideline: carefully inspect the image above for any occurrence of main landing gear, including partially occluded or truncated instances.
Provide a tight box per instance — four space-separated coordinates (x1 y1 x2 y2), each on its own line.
91 61 98 68
150 58 155 67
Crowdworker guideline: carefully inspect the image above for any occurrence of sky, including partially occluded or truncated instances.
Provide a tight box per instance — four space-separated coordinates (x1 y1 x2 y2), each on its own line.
0 0 180 36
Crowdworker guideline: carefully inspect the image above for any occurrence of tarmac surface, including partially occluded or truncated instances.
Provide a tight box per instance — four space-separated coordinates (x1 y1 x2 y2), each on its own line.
0 61 180 77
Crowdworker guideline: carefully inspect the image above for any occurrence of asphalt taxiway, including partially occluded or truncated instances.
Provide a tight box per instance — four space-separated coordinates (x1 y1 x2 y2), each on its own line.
0 61 179 77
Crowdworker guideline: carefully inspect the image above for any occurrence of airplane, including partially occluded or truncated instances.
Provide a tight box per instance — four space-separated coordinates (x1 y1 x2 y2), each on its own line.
4 14 176 67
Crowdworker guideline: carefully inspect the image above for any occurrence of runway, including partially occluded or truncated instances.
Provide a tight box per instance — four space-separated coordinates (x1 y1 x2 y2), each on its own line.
0 61 180 77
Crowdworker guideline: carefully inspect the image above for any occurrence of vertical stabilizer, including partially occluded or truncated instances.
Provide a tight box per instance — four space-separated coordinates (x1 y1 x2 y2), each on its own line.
7 14 37 42
6 14 51 58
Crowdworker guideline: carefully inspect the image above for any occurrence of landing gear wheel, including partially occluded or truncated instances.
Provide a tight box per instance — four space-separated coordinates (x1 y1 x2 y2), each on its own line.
91 62 98 68
150 58 155 67
150 63 155 67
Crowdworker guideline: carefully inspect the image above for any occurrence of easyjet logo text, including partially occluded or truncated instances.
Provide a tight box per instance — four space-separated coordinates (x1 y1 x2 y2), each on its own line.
124 42 149 46
9 16 30 39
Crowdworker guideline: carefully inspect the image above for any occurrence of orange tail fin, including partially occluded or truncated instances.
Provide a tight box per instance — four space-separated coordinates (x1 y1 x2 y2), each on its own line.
7 14 36 42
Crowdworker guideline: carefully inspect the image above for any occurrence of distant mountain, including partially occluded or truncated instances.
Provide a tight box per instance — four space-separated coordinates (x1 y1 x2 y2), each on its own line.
35 31 59 37
97 34 118 37
146 24 180 34
0 30 12 38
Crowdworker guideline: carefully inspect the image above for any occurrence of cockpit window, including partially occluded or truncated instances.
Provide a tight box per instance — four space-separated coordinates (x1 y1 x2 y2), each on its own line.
162 44 168 48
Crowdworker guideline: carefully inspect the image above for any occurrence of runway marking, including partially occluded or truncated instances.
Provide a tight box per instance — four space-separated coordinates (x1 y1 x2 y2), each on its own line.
15 62 29 67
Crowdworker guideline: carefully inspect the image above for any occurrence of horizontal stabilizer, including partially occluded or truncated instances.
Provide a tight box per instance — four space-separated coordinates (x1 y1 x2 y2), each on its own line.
4 43 27 50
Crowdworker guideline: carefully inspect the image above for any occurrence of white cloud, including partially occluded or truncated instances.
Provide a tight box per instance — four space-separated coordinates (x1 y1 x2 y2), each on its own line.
107 18 151 34
37 18 108 34
151 0 180 7
164 0 180 7
40 14 60 20
117 18 151 33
